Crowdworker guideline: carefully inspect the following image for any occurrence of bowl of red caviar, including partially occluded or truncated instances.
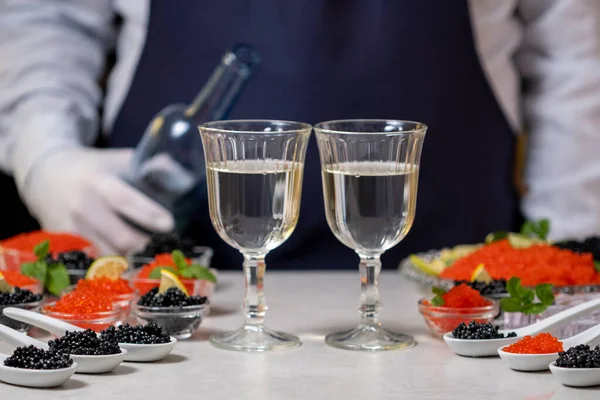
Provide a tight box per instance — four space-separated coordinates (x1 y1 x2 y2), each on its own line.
131 251 216 299
0 269 43 294
41 289 120 332
62 277 138 323
418 284 500 337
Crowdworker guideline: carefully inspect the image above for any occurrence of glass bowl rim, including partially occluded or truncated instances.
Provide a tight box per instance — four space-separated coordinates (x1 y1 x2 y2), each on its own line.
418 297 499 314
200 119 312 135
133 302 208 313
314 119 427 135
41 301 121 319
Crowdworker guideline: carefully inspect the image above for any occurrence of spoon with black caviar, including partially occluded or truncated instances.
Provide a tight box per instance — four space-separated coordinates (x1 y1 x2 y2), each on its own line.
0 312 126 373
3 307 176 362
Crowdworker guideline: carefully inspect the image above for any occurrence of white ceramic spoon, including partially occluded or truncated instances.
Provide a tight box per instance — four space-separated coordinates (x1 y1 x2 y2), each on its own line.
0 353 77 388
498 323 600 371
0 322 125 374
3 307 176 362
550 361 600 387
443 298 600 357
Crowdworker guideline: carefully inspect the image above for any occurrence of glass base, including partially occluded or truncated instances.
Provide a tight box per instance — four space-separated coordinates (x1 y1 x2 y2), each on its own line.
210 325 301 352
325 324 416 351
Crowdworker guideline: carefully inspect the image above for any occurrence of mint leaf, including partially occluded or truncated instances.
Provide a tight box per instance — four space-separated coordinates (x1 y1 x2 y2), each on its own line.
522 303 547 315
21 261 47 284
485 231 508 244
46 263 70 296
171 250 188 270
432 286 446 297
180 264 217 283
500 297 523 312
33 240 50 260
538 219 550 240
506 277 523 299
595 261 600 273
520 219 550 241
148 266 179 279
535 283 554 306
522 289 535 305
431 296 445 306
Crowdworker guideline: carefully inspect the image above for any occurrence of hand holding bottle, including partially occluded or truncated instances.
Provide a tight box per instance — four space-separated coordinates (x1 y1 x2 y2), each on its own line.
18 147 175 255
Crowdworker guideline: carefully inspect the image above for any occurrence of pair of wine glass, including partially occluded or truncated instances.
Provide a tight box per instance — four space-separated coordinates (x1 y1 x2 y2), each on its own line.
199 119 426 352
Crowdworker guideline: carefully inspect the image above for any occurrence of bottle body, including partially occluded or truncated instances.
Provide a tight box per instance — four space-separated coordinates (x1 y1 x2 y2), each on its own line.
123 44 261 232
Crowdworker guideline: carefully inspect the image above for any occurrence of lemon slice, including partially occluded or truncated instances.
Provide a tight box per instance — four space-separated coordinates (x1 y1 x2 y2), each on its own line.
0 272 12 293
409 254 445 276
85 256 128 280
159 270 189 296
470 263 493 284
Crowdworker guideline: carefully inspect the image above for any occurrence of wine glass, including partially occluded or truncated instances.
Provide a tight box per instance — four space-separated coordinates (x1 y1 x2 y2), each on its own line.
199 120 311 352
314 119 427 351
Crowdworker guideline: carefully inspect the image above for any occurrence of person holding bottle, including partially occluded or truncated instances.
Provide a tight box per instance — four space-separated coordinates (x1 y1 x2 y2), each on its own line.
0 1 599 271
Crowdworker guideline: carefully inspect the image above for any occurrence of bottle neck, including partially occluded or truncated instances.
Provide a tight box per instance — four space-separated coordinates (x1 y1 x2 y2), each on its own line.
184 52 255 123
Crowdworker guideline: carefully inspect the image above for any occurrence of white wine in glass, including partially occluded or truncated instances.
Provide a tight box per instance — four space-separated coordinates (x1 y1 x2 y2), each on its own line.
315 120 426 351
200 120 311 352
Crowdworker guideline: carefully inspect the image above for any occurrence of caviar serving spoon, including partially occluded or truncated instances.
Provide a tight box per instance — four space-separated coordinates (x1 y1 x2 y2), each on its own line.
3 307 176 362
498 322 600 371
0 322 125 374
443 298 600 357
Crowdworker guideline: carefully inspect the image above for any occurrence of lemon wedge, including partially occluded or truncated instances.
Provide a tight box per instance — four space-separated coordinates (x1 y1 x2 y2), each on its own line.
159 270 189 296
85 256 128 280
470 263 493 284
409 254 445 276
0 272 13 293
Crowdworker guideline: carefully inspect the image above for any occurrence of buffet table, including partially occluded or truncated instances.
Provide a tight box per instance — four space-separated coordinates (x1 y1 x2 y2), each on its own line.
0 271 598 400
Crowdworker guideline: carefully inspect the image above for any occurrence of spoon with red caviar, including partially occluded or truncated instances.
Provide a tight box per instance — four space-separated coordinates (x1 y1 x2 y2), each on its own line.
443 298 600 357
498 323 600 372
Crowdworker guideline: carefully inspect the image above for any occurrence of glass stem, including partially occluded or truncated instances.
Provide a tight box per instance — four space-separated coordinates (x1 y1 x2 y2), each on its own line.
242 253 267 328
358 253 382 327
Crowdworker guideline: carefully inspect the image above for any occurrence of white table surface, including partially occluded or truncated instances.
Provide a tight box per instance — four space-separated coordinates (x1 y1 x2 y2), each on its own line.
1 271 598 400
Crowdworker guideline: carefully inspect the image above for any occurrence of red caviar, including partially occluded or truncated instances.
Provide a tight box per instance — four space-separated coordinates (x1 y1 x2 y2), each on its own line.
440 240 598 287
0 230 95 255
503 333 564 354
437 284 489 308
75 278 134 296
46 290 114 317
1 269 38 287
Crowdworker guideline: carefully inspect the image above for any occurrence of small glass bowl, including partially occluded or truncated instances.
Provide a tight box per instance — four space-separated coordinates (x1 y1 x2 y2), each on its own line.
41 302 121 333
132 302 208 340
127 246 214 269
60 285 138 323
0 301 42 333
418 297 499 337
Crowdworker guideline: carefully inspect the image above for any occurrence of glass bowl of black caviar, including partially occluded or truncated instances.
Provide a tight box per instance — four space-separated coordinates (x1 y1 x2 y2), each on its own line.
129 233 214 269
132 287 208 340
0 287 43 333
47 250 96 285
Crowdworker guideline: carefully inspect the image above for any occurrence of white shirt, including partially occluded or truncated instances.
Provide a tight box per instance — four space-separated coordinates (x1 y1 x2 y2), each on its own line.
0 0 599 241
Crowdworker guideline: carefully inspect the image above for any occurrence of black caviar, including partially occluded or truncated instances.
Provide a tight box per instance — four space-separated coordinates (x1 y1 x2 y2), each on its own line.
555 237 600 261
452 321 517 340
101 323 171 344
3 345 73 370
454 280 507 296
0 287 42 305
138 287 207 308
48 329 121 356
135 233 197 259
555 344 600 368
47 250 95 270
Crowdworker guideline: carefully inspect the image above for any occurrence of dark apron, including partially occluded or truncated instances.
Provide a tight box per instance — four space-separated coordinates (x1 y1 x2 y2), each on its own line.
110 0 518 270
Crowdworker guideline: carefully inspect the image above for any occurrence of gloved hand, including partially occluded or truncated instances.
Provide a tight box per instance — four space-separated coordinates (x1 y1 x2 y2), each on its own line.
18 147 175 255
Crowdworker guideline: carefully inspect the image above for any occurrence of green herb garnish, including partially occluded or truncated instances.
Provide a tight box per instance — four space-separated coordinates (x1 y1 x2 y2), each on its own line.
148 250 217 283
431 286 446 306
20 240 70 296
499 277 554 315
485 231 509 244
520 219 550 241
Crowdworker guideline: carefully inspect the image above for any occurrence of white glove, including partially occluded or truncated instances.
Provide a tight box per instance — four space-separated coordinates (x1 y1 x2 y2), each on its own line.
18 147 175 255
